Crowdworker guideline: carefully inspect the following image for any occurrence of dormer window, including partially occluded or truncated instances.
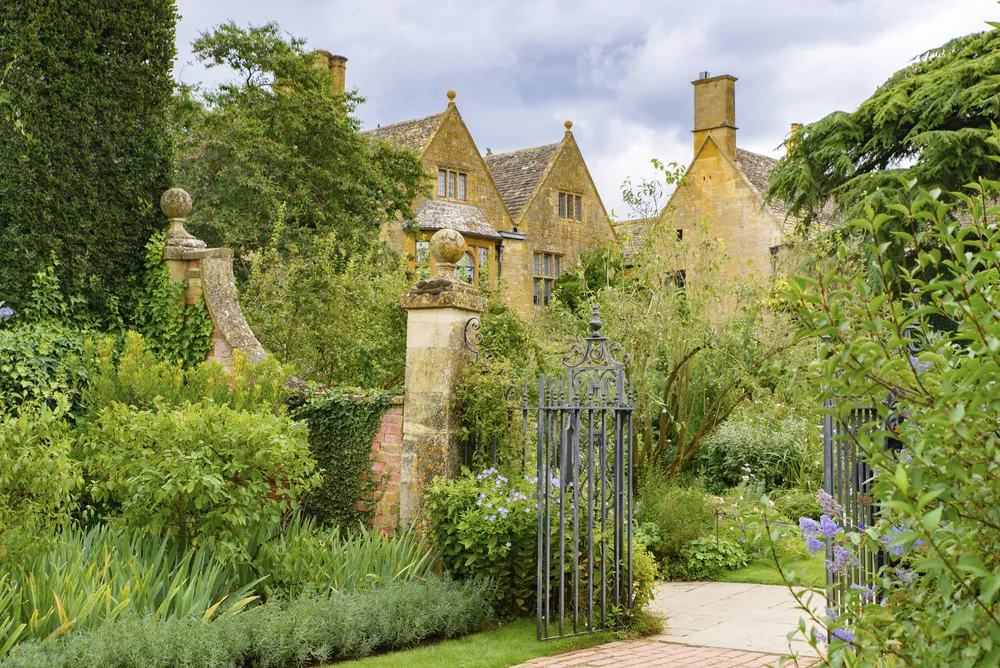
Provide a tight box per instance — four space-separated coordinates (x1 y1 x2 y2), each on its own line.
558 192 582 220
438 169 467 201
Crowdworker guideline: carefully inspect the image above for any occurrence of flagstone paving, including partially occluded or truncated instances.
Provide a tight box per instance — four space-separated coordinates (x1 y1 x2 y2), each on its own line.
514 582 824 667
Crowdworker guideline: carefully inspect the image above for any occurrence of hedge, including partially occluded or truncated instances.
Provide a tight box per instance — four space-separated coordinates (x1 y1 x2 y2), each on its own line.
1 579 495 668
0 0 177 323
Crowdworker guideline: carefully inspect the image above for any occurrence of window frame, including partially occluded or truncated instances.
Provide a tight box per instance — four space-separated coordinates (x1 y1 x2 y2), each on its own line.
437 167 468 202
558 191 582 221
533 251 563 306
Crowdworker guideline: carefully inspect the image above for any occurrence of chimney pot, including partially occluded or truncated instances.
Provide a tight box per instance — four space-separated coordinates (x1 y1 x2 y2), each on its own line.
699 71 710 80
314 50 347 95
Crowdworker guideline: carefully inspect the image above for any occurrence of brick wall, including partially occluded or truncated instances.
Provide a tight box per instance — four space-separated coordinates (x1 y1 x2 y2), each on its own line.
371 396 404 532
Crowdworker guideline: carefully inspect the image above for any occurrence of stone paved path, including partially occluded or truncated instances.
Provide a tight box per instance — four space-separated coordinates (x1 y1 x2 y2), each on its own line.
513 582 824 667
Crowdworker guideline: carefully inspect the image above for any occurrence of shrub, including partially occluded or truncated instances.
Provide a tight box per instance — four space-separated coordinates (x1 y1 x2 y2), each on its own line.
291 390 393 529
238 517 439 597
634 474 714 566
83 332 289 415
771 487 822 522
81 402 318 557
427 469 538 617
0 0 177 323
0 524 257 650
2 579 495 668
670 536 750 580
694 411 814 492
0 405 80 563
0 323 91 412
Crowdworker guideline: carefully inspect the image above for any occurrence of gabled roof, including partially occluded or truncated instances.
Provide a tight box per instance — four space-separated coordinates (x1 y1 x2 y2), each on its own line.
415 200 501 240
735 148 837 232
363 112 445 153
484 143 562 220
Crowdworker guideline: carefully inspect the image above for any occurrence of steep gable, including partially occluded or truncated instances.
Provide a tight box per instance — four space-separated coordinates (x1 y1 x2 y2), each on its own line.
734 148 836 233
485 143 561 222
363 112 445 154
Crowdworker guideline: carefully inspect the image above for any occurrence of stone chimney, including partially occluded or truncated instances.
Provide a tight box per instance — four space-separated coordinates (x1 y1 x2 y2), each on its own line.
314 50 348 95
692 72 738 159
786 122 803 155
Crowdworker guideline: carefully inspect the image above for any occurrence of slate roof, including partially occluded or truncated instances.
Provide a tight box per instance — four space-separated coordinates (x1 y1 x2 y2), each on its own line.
484 143 562 221
735 148 837 233
363 112 445 153
612 217 657 260
415 200 501 240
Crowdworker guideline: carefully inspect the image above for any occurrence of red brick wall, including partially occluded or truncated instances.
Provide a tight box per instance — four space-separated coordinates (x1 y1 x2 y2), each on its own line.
371 396 404 533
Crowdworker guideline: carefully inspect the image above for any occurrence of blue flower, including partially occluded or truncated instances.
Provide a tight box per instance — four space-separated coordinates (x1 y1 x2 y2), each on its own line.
805 536 825 555
505 541 512 547
498 507 508 518
799 517 821 539
826 546 855 575
831 628 854 643
0 302 12 320
819 515 841 538
850 584 876 603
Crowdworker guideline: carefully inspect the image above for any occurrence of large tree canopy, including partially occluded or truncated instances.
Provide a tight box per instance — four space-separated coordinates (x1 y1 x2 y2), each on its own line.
171 22 428 263
768 24 1000 228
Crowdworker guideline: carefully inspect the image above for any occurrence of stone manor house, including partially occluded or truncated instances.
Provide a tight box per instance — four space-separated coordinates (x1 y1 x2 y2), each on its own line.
316 52 616 317
317 53 832 305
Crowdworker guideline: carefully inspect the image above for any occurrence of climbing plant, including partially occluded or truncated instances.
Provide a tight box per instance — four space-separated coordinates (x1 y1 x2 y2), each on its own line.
0 0 177 323
133 231 214 367
292 390 393 529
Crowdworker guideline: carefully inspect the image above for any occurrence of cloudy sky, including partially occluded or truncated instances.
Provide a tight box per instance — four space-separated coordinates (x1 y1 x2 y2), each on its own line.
173 0 993 219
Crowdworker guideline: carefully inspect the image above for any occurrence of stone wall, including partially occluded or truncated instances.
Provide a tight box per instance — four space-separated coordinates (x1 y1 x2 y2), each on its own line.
371 397 404 533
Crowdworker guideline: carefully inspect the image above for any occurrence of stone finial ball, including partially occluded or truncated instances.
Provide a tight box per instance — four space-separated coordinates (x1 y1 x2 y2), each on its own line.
447 89 457 102
564 119 573 131
430 228 467 264
160 188 192 219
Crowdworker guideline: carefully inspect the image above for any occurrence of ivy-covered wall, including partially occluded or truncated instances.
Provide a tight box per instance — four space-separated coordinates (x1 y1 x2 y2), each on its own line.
0 0 177 323
292 391 401 530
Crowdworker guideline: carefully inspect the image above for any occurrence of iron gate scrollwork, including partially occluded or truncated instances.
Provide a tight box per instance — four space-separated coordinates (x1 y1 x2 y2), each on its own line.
535 305 634 640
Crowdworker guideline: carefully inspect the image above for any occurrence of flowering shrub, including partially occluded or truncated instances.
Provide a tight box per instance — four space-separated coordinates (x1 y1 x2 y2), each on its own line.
781 161 1000 663
427 468 539 617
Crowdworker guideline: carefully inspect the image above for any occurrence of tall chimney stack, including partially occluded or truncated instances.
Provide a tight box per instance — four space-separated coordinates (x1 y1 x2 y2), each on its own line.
786 123 803 155
692 73 737 159
314 50 348 95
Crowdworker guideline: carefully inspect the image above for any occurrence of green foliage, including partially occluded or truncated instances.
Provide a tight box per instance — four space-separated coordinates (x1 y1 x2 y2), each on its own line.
81 401 317 557
770 487 822 522
634 474 714 566
427 470 538 617
693 410 815 492
0 323 91 412
292 390 393 529
2 578 494 668
769 25 1000 231
0 405 81 564
239 517 438 598
133 231 214 367
544 217 796 484
171 21 428 259
553 247 625 314
83 331 288 415
244 233 408 389
0 524 259 650
783 142 1000 663
0 0 176 323
670 536 750 580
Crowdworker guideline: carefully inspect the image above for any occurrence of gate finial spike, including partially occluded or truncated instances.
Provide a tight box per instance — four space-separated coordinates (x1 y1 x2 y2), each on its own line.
589 304 602 335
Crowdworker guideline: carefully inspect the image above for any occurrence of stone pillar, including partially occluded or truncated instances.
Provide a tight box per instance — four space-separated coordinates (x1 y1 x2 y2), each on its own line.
400 228 486 527
159 188 267 369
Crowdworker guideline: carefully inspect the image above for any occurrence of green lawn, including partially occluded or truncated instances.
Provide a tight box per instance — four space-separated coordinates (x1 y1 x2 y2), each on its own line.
337 618 615 668
714 553 826 587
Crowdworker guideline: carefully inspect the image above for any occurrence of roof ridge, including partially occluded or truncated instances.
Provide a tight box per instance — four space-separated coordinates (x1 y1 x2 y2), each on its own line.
363 111 445 135
484 142 562 161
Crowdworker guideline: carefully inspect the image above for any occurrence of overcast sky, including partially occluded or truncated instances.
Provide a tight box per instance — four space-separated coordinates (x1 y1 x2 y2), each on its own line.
173 0 993 219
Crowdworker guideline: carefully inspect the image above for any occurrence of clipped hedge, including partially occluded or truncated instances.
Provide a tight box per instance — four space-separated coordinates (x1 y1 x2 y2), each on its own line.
0 0 177 322
292 390 392 529
2 579 495 668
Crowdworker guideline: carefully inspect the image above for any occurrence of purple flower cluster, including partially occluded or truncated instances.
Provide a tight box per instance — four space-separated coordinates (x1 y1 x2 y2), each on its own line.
849 583 876 603
826 545 857 575
881 524 926 556
0 302 12 321
799 514 843 556
476 468 498 480
817 490 843 517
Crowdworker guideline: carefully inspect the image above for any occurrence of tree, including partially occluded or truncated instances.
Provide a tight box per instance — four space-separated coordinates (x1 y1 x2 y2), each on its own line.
171 22 428 264
0 0 177 323
768 25 1000 230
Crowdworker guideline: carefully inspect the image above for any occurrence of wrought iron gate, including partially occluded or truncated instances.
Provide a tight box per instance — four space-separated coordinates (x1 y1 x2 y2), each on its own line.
535 305 634 640
822 401 880 611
